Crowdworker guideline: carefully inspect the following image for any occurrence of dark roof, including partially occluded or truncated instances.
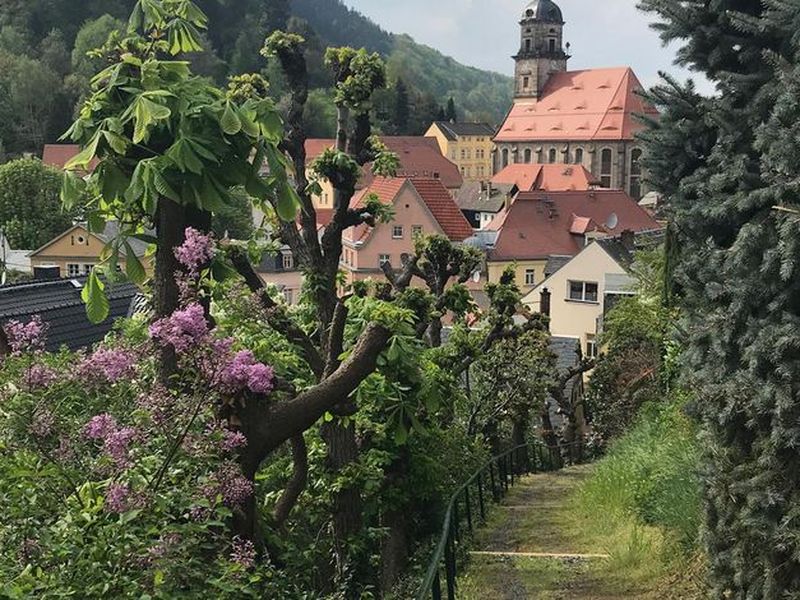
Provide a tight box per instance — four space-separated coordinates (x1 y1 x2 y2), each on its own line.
0 278 138 352
456 181 510 213
596 237 635 270
433 122 496 141
522 0 564 23
544 255 572 277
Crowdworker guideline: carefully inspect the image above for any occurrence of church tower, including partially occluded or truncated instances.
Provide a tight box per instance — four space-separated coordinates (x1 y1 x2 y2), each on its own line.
514 0 569 99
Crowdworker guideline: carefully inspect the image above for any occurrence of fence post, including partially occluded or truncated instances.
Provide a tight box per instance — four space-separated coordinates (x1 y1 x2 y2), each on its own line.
444 528 456 600
464 485 473 534
510 451 515 486
477 472 485 521
432 570 442 600
489 461 499 502
453 499 461 544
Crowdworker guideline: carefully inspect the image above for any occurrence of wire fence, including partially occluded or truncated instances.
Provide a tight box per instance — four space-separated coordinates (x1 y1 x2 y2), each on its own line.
416 440 587 600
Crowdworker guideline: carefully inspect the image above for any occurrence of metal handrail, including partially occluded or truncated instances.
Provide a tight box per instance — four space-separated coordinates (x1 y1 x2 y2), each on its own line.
416 440 585 600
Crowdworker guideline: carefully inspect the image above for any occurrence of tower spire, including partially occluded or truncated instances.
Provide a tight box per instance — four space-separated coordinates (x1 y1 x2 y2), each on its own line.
514 0 569 99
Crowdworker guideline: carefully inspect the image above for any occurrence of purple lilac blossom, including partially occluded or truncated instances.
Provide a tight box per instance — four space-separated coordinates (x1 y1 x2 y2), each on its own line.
104 483 131 513
149 303 210 352
230 536 257 569
30 409 55 438
4 316 47 354
218 350 275 395
103 427 137 469
202 462 254 508
84 414 118 440
221 428 248 452
27 364 58 389
174 227 215 275
78 348 137 383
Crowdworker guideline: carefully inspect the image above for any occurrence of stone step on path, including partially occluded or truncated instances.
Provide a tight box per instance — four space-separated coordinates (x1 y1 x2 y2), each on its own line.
457 465 646 600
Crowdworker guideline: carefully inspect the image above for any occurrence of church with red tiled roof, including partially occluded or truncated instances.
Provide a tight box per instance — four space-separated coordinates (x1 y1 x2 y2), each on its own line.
493 1 658 199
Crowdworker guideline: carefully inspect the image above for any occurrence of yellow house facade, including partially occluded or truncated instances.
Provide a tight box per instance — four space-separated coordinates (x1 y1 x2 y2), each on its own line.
425 122 496 182
29 223 152 278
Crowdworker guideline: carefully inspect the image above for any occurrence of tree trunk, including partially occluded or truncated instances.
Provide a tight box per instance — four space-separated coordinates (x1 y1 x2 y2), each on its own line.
321 407 364 588
154 197 186 381
380 447 412 593
511 412 530 472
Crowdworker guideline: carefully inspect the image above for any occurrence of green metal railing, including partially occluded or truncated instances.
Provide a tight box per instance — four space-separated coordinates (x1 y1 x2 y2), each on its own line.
416 440 585 600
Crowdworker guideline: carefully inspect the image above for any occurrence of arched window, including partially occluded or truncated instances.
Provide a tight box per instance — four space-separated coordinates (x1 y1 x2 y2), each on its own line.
549 38 556 53
574 148 584 165
525 39 531 52
548 148 557 163
524 148 532 163
629 148 643 199
600 148 613 187
501 148 509 168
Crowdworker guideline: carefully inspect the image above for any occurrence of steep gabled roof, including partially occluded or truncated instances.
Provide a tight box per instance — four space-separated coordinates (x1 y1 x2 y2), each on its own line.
432 121 496 141
304 137 463 190
495 67 659 143
409 178 474 241
347 177 473 244
488 189 661 261
0 278 137 351
492 164 598 192
29 222 150 258
42 144 99 173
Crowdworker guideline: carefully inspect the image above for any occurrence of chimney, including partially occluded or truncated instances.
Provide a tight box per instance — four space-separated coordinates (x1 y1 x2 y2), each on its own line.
620 229 636 251
540 288 552 320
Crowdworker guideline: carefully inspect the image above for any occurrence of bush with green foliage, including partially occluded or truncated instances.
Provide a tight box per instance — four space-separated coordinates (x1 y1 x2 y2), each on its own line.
0 158 77 250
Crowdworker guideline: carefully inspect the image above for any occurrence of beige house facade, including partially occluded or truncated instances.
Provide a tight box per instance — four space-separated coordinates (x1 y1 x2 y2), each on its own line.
29 223 151 278
521 238 632 358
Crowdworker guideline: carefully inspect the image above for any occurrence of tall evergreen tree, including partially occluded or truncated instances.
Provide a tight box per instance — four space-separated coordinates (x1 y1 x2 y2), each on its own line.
445 96 456 122
638 0 800 595
393 77 410 134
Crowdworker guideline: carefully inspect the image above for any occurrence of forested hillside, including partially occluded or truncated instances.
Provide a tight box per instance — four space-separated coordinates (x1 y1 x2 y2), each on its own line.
0 0 511 157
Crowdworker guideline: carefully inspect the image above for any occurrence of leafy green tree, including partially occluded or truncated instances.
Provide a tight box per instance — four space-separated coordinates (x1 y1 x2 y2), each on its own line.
0 158 75 249
637 0 800 595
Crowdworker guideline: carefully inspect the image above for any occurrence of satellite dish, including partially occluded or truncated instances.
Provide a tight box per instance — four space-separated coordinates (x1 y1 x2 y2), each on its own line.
606 212 619 230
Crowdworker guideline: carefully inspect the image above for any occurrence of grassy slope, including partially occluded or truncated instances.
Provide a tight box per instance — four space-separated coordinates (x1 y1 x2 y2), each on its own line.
459 403 708 598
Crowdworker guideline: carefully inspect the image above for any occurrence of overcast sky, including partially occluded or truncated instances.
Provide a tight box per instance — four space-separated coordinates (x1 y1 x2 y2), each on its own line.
342 0 714 94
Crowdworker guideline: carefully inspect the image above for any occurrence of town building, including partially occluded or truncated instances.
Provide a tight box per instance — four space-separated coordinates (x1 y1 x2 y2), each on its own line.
42 144 99 173
29 222 151 279
493 0 659 199
305 137 463 209
0 277 138 353
482 188 660 291
425 122 496 182
521 234 650 359
342 177 473 282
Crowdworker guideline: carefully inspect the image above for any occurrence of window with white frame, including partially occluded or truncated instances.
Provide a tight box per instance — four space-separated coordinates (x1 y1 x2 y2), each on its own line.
379 254 391 268
525 269 536 286
67 263 81 277
392 225 404 239
568 280 599 302
282 254 293 270
82 264 94 275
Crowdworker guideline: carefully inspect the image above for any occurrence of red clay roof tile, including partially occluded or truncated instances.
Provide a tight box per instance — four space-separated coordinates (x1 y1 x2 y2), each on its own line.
492 163 598 192
488 189 661 261
495 67 659 143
